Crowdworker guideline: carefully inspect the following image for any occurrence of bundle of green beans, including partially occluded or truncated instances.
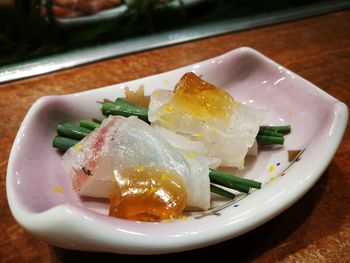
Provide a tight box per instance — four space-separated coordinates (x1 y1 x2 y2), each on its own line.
53 98 291 199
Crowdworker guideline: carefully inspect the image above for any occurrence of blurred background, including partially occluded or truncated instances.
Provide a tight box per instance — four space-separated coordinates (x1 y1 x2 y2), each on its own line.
0 0 349 82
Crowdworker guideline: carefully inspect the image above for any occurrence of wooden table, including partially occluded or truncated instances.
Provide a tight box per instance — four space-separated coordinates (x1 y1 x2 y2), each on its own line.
1 10 349 262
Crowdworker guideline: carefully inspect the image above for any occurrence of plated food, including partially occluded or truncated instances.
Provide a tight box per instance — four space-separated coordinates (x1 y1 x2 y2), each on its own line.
53 71 290 222
7 47 347 254
52 0 205 26
53 0 123 18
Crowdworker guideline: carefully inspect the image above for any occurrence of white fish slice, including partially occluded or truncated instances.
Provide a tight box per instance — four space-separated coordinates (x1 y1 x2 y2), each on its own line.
148 89 265 169
62 115 212 210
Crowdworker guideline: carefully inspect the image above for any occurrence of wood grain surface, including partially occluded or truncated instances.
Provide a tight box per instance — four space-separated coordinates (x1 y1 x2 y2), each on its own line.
1 10 349 262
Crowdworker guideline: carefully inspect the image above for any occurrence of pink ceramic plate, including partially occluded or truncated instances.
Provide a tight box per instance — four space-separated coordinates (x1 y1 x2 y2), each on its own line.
6 47 348 254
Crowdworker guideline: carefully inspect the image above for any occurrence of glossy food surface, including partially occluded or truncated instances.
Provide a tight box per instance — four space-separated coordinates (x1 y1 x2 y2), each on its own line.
110 167 186 221
172 72 236 122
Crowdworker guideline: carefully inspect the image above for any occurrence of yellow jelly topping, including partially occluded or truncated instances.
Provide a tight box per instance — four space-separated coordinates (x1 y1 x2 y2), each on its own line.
109 167 186 222
172 72 236 122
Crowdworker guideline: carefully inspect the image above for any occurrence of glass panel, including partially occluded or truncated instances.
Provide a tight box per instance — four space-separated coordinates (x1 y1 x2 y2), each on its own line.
0 0 349 81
